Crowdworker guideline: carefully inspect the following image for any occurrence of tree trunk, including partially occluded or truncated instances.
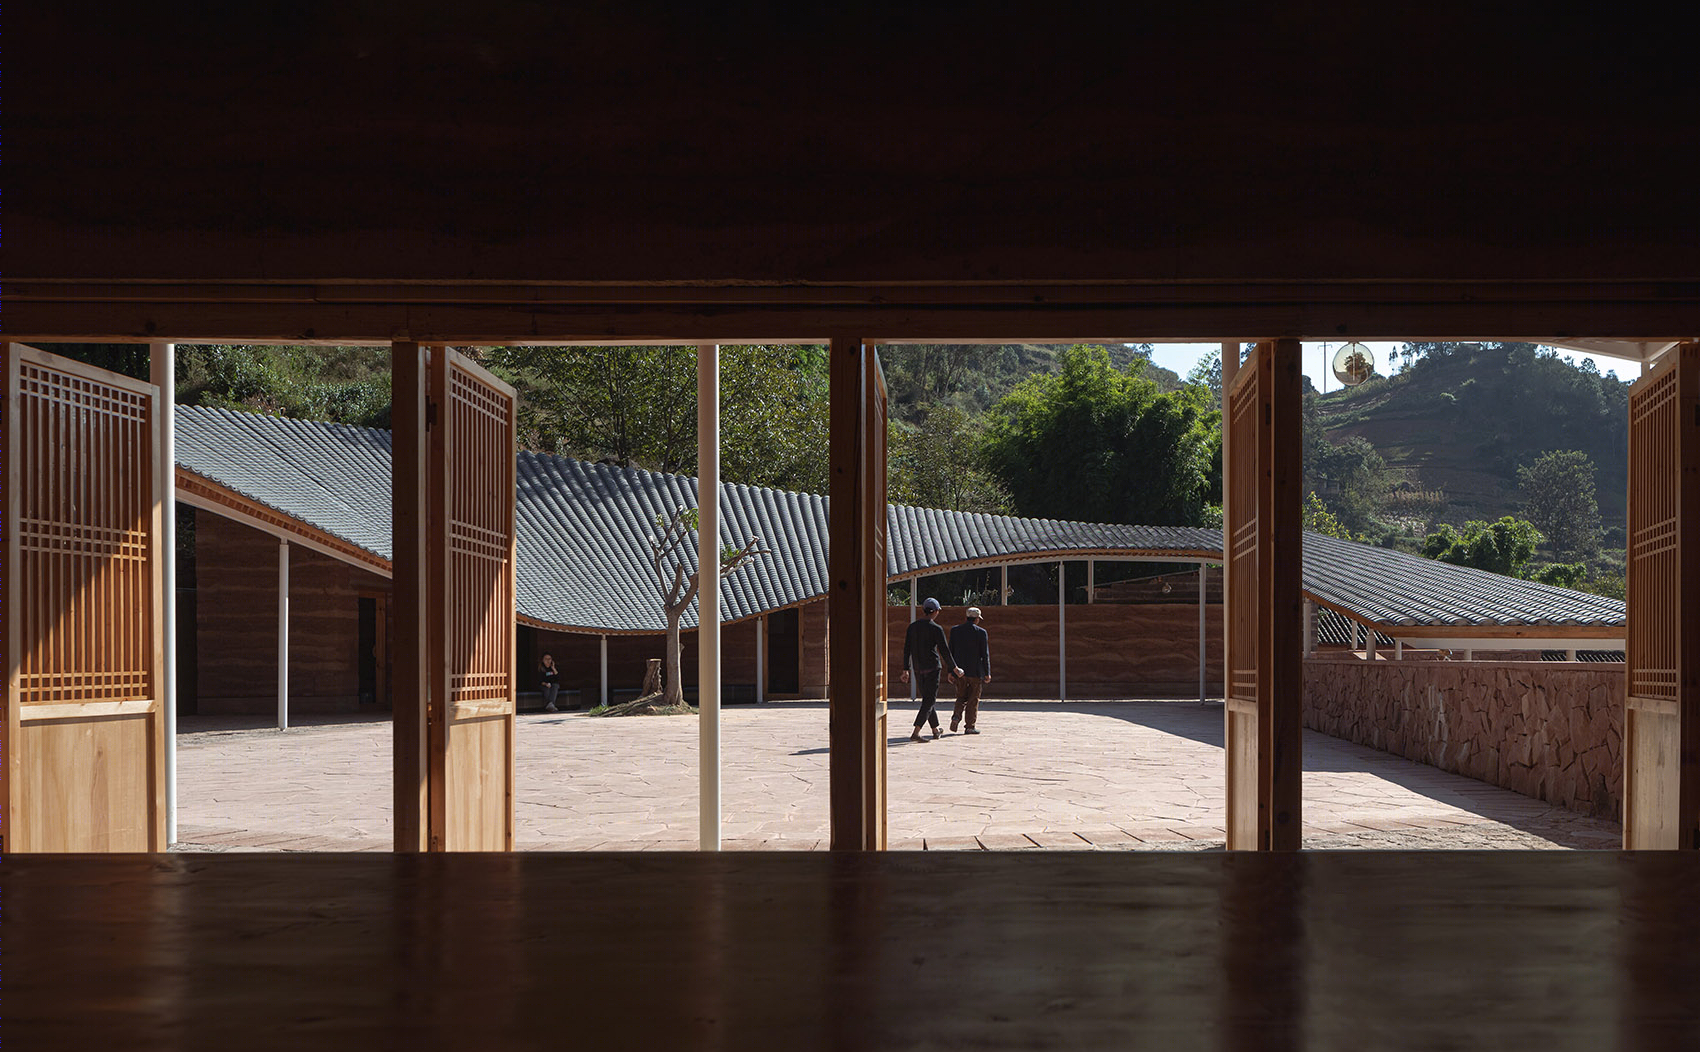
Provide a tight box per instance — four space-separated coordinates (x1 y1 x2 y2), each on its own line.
663 611 684 708
640 658 662 697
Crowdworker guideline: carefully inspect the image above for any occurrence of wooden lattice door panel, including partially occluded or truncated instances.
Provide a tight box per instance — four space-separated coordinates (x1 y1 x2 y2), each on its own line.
1624 344 1700 849
3 344 166 852
427 348 518 852
1222 340 1304 851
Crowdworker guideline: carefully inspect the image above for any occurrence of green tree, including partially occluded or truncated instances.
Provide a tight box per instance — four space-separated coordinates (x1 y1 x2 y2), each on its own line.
1518 450 1601 557
1185 348 1222 407
981 345 1217 525
1303 492 1354 540
1305 434 1395 535
487 344 830 492
888 404 1012 514
1421 517 1544 577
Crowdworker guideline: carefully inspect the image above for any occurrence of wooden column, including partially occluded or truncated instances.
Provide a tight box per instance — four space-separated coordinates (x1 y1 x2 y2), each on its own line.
391 341 429 852
1058 560 1067 701
827 336 887 851
756 616 766 704
909 578 918 700
1223 339 1304 851
1624 342 1700 849
1198 562 1207 704
599 635 609 707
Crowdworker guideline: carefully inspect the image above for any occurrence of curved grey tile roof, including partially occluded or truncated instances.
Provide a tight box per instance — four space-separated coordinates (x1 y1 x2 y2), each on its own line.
1300 533 1625 629
172 407 1626 634
175 406 395 559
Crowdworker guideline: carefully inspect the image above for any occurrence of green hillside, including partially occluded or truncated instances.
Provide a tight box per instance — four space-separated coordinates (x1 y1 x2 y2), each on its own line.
1311 343 1630 527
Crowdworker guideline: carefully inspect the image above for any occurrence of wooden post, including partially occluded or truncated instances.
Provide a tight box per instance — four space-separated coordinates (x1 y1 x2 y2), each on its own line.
151 342 178 843
390 340 429 852
1001 564 1009 605
599 635 609 707
1088 559 1096 603
1058 559 1067 701
698 343 721 852
827 336 886 850
1303 600 1316 655
1198 562 1207 704
909 578 917 700
756 615 766 704
277 540 289 730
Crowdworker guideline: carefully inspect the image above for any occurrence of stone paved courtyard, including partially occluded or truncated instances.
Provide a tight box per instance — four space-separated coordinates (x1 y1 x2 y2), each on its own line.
176 700 1622 852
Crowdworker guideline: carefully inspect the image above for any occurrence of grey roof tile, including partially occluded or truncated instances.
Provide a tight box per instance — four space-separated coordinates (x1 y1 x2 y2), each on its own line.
173 406 1627 635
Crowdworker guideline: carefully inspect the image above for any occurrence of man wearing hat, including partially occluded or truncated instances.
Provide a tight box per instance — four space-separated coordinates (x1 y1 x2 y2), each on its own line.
898 597 962 742
948 607 992 734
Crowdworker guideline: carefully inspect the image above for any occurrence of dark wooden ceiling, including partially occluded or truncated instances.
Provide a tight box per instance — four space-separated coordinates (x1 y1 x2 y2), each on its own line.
14 5 1698 289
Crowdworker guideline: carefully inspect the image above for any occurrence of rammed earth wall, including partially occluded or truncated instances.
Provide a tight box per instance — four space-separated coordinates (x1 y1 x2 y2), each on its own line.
1303 655 1624 820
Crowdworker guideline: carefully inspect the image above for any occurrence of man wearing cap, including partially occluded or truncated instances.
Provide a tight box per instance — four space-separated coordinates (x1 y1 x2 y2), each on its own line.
948 607 992 734
899 597 962 742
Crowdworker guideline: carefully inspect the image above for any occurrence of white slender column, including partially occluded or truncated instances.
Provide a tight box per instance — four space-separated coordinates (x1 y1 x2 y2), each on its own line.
599 635 609 707
1001 564 1008 605
151 342 178 842
1303 600 1316 655
1464 649 1474 662
697 343 721 851
1087 559 1096 603
1198 562 1207 704
1566 648 1578 662
1365 626 1377 661
756 615 766 704
1058 560 1067 701
1395 640 1405 660
278 540 289 730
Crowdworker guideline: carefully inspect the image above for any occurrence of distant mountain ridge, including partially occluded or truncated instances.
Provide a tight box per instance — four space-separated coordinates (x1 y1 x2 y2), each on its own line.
1310 343 1629 527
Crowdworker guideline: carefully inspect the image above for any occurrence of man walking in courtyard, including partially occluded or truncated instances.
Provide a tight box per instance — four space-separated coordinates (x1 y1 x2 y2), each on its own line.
949 607 991 734
899 597 962 742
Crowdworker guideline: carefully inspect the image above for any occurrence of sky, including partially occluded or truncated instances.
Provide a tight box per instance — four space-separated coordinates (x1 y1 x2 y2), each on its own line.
1144 342 1643 391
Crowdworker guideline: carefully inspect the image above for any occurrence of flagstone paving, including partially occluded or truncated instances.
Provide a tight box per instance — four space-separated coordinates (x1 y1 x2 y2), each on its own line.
175 700 1622 852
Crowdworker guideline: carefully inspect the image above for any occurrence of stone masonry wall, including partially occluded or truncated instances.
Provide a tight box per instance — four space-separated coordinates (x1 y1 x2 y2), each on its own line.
1303 655 1623 820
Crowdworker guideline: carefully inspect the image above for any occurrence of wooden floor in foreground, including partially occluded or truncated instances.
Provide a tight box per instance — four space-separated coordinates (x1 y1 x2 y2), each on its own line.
11 851 1699 1051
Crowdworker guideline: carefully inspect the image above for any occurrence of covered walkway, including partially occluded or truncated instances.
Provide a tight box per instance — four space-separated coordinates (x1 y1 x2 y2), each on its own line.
175 701 1618 852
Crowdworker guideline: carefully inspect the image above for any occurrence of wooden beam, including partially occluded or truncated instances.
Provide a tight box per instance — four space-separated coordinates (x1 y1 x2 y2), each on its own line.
10 279 1697 345
176 469 393 575
390 341 429 852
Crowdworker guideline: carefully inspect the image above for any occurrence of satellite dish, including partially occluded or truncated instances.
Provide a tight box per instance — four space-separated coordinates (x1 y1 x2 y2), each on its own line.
1331 342 1375 387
